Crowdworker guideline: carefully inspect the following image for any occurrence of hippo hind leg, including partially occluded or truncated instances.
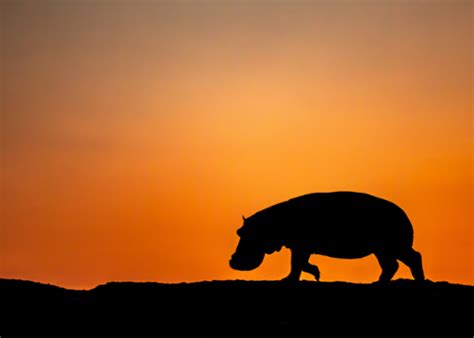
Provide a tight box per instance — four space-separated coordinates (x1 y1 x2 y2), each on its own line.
398 248 425 281
375 253 399 283
303 261 320 281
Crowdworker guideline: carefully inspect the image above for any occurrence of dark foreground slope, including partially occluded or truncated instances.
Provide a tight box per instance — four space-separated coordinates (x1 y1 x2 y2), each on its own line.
1 279 472 335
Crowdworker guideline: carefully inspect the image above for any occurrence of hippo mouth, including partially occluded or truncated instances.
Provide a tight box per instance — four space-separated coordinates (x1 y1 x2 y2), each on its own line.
229 252 265 271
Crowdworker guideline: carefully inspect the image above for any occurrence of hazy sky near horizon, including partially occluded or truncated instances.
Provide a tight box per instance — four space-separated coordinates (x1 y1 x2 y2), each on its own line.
1 0 472 288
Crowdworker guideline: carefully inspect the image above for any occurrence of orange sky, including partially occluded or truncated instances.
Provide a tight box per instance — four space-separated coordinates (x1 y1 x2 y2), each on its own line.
1 1 472 289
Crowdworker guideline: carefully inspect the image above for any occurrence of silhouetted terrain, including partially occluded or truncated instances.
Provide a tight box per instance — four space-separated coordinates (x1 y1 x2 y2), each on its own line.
1 279 472 335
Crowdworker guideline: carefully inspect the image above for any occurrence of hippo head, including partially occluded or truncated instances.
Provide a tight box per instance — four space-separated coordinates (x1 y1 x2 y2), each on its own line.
229 217 266 271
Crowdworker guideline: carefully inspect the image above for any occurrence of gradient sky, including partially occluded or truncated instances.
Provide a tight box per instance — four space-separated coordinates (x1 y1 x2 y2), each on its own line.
1 0 472 289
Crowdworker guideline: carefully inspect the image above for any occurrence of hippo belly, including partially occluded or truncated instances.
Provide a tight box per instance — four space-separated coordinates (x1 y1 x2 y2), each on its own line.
285 193 412 256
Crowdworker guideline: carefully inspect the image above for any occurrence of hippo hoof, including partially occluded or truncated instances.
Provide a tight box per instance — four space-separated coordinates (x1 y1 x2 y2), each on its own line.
307 266 320 281
281 275 299 283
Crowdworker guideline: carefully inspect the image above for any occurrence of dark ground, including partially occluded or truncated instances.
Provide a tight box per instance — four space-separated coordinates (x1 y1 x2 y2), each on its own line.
1 278 472 336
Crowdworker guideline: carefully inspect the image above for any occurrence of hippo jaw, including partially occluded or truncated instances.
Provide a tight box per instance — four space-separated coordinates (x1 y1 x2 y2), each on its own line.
229 250 265 271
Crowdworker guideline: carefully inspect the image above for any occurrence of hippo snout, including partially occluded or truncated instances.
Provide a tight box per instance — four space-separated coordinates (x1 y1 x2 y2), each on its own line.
229 251 265 271
229 257 237 269
229 255 235 268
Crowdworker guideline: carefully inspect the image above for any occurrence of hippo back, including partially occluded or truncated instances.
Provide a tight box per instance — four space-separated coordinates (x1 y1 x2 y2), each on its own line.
243 192 414 257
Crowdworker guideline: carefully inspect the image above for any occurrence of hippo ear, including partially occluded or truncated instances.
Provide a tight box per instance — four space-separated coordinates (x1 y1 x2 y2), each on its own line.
241 215 246 222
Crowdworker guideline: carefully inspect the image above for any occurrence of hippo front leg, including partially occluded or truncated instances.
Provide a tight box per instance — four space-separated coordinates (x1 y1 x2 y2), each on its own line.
282 250 319 282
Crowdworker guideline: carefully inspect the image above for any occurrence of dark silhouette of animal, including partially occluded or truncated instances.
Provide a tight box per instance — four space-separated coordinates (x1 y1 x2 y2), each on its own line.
229 192 425 282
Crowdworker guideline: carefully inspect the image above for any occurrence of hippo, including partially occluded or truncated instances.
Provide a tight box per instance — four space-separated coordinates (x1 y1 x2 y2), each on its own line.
229 192 425 282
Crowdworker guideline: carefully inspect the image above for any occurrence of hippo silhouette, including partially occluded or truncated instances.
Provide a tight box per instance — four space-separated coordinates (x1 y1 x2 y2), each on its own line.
229 192 425 282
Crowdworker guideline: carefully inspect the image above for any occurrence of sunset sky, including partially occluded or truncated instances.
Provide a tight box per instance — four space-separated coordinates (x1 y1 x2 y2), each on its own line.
1 1 472 289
